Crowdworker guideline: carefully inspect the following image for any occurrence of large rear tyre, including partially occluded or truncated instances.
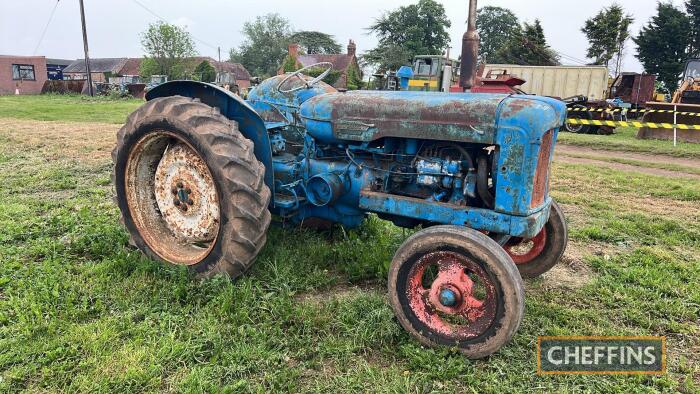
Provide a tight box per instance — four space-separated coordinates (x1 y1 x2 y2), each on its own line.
388 226 525 359
503 200 568 278
112 96 271 279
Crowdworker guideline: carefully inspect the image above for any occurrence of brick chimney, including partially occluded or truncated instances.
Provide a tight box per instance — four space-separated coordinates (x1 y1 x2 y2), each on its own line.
347 39 356 57
288 43 299 57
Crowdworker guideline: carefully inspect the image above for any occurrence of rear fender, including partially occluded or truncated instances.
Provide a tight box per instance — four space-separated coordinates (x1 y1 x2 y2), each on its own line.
146 81 274 194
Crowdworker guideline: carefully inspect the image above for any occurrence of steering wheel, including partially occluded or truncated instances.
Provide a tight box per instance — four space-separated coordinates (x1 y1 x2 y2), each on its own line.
277 62 334 93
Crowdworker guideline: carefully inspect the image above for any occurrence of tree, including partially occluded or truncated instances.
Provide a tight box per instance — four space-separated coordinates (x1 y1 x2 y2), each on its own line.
345 65 365 90
289 31 342 54
687 0 700 57
492 20 560 66
140 22 197 80
476 6 521 63
194 60 216 82
363 44 413 72
364 0 451 71
612 10 634 76
634 3 691 93
229 13 293 77
581 4 634 75
139 57 159 79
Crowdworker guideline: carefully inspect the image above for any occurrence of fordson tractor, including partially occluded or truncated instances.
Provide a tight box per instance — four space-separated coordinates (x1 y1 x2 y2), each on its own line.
112 0 567 358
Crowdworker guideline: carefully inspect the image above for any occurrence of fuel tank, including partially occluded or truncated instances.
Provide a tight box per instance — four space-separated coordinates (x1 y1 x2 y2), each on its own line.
299 91 566 144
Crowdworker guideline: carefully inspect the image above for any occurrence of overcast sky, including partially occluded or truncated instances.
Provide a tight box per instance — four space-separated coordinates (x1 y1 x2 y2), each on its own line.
0 0 688 73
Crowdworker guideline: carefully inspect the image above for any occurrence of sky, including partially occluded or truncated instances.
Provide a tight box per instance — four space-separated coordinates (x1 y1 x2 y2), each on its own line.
0 0 689 73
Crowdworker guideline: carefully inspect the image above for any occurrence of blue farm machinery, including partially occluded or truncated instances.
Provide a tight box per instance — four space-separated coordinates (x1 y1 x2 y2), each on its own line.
112 0 568 358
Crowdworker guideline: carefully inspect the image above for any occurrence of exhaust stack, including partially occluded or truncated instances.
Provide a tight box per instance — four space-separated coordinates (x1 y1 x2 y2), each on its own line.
459 0 479 90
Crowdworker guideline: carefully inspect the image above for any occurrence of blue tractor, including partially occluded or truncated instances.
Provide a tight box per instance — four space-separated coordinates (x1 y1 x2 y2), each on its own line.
112 1 567 358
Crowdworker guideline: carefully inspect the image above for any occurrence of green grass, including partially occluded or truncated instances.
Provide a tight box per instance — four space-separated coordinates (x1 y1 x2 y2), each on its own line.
0 99 699 392
0 94 142 124
559 127 700 159
559 152 700 176
2 159 697 392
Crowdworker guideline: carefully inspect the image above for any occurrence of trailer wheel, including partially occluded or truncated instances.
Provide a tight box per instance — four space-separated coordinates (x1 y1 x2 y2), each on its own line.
112 96 271 279
388 226 524 358
596 126 614 135
503 200 567 278
564 105 590 134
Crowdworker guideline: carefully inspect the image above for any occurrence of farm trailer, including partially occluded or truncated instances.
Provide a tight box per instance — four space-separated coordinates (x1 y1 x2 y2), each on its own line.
482 64 656 135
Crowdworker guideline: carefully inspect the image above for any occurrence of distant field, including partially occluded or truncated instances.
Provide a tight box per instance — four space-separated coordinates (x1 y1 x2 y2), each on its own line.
0 97 698 392
0 94 142 124
558 126 700 159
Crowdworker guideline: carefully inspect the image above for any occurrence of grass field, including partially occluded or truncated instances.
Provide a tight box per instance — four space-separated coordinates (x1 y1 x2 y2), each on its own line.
558 126 700 159
0 95 142 124
0 95 698 392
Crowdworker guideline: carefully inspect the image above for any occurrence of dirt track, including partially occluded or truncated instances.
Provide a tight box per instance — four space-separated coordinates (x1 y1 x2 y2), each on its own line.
555 144 700 180
556 144 700 168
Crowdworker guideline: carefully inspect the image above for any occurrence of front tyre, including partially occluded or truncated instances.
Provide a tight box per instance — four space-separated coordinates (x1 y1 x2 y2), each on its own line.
112 96 271 279
388 226 525 359
503 200 568 278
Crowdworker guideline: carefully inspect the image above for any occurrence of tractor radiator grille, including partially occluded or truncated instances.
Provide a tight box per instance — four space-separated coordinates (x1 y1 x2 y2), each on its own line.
531 130 553 208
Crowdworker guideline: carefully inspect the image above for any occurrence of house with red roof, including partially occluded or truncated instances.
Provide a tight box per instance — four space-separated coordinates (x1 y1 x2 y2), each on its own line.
278 40 362 90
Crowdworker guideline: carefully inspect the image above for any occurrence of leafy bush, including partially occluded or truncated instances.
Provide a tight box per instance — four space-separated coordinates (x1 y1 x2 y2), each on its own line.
193 60 216 82
304 66 341 86
281 55 299 73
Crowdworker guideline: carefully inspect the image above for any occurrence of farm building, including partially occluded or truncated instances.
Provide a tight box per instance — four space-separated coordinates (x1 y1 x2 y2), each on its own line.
46 59 72 80
186 57 252 89
62 58 141 83
212 60 251 90
63 57 251 89
278 40 362 90
0 55 48 95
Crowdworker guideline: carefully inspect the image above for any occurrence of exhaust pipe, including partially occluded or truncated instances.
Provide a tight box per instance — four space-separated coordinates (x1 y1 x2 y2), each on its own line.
459 0 479 91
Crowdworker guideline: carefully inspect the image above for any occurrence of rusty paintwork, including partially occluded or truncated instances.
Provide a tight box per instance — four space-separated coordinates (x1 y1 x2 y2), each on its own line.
154 142 220 243
531 129 553 208
504 227 547 264
126 131 219 265
459 0 479 90
300 90 504 144
247 74 337 125
638 102 700 143
609 73 656 106
406 250 497 339
146 81 276 196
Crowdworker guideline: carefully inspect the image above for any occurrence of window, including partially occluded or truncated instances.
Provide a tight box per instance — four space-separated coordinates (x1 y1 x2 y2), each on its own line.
685 60 700 80
12 64 36 81
413 58 438 76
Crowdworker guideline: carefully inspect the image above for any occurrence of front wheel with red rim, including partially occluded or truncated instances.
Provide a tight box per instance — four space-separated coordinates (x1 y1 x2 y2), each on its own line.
503 200 568 278
388 226 525 359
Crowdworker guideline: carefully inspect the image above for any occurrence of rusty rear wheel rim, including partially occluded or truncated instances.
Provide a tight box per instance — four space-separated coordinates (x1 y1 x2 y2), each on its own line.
405 251 498 341
503 228 547 265
125 130 220 265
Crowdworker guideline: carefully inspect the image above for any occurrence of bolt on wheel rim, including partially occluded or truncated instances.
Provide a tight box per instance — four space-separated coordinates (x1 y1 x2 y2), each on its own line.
406 251 498 340
125 131 220 265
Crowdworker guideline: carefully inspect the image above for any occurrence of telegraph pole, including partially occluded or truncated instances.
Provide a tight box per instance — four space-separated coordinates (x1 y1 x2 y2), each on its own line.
79 0 94 96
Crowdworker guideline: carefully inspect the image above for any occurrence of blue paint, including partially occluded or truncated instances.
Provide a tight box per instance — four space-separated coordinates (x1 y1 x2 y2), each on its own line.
439 289 458 307
396 66 414 90
358 191 549 238
149 75 566 238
